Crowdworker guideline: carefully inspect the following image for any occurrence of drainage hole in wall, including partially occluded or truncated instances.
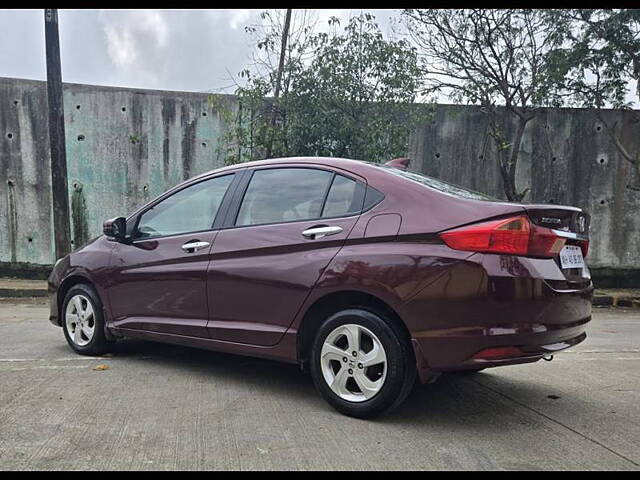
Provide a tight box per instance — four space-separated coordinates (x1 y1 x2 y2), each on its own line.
70 240 75 245
122 107 126 112
7 133 13 139
600 199 606 205
202 142 207 147
76 105 81 110
478 155 483 160
27 237 33 243
77 135 85 141
7 180 14 186
202 112 207 116
596 125 602 131
549 198 555 203
13 100 19 106
435 152 440 158
599 158 606 164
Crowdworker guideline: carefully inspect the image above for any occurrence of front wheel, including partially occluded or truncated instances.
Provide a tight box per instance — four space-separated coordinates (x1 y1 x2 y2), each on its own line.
62 283 111 356
310 308 416 419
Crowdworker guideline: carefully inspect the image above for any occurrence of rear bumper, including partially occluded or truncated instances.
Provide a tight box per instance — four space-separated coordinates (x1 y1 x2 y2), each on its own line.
403 253 593 382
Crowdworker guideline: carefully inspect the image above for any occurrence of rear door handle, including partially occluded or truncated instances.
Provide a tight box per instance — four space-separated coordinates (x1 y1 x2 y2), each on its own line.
301 225 343 240
181 241 210 253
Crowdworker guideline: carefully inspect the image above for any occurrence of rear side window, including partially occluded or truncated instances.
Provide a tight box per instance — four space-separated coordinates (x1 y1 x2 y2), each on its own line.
374 164 498 201
236 168 333 226
322 174 360 218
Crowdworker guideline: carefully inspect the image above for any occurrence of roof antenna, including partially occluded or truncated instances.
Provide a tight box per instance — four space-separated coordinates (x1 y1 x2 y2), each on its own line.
384 157 411 171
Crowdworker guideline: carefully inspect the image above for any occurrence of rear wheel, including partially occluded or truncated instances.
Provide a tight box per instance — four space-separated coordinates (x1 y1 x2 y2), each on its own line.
62 283 111 356
310 308 415 419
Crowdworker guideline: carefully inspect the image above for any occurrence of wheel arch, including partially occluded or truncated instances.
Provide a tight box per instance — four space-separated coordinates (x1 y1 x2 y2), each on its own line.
56 274 97 323
296 289 411 369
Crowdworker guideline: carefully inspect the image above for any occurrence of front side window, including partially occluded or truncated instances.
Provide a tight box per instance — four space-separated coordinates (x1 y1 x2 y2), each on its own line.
136 174 234 239
236 168 333 226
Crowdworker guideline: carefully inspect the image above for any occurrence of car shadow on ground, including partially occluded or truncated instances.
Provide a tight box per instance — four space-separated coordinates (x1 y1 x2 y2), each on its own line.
80 338 573 427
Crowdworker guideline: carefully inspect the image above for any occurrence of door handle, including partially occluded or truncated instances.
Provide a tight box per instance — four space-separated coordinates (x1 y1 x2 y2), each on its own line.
301 225 343 240
181 241 210 253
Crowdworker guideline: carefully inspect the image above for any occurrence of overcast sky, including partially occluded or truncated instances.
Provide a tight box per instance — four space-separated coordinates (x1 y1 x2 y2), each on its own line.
0 9 400 93
1 9 637 108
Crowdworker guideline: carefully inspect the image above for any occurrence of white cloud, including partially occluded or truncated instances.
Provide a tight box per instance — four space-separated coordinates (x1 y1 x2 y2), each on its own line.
98 10 169 86
227 9 252 30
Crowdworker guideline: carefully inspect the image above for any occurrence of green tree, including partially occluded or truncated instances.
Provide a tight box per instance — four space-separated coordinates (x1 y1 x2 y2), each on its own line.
217 9 317 164
549 9 640 189
219 12 424 164
285 13 422 161
403 9 566 201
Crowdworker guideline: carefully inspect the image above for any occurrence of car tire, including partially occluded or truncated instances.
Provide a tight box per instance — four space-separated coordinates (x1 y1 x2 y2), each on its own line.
61 283 111 356
310 308 416 419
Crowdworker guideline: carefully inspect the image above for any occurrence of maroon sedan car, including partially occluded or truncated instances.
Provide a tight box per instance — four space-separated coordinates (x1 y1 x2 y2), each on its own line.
48 156 592 418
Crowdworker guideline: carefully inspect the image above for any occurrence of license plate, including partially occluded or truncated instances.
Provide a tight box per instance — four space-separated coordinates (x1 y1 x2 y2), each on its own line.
559 245 585 269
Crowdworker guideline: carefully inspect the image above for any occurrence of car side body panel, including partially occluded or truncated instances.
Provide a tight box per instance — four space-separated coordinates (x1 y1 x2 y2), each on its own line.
47 157 592 384
205 215 360 346
48 235 115 327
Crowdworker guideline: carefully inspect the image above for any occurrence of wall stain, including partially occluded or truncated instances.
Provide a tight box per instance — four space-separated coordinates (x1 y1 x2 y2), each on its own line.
181 104 196 181
127 93 149 204
161 98 176 183
6 180 17 262
71 182 90 249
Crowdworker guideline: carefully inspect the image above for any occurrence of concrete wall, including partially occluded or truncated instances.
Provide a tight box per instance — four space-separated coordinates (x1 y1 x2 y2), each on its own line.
409 104 640 282
0 77 236 266
1 77 638 284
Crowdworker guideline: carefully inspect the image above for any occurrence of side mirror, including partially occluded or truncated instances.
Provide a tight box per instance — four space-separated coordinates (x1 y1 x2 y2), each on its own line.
103 217 127 241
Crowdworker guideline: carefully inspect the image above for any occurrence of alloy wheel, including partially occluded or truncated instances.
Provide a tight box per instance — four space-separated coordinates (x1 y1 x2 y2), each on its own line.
65 294 95 347
320 323 387 402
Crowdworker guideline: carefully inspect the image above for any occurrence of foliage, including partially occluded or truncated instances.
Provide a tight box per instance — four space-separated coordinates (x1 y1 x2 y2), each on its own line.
547 9 640 109
216 12 425 165
402 9 567 201
547 9 640 188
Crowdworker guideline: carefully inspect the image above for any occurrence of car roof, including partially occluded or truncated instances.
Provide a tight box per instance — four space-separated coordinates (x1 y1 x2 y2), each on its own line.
192 156 380 181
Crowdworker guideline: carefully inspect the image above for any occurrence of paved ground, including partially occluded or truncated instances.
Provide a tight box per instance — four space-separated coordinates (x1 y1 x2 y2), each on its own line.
0 300 638 471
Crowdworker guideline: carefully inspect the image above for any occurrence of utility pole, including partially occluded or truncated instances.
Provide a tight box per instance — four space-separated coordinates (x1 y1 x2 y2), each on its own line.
265 8 292 158
44 9 72 259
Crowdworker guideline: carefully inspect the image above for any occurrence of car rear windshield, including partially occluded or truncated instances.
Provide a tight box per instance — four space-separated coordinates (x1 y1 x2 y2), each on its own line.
373 164 499 201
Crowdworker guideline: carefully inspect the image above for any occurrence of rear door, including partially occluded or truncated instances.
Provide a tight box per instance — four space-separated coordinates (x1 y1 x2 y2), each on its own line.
206 166 366 346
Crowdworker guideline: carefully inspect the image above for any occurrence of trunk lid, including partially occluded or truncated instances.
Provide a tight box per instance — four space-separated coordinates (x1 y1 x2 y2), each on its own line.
522 205 591 286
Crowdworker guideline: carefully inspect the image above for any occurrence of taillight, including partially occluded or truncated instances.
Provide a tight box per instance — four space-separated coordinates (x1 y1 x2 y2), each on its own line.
580 241 589 258
439 215 566 258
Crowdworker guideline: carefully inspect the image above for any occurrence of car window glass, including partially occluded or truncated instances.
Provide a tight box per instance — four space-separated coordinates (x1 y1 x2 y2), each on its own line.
136 174 234 239
236 168 332 226
366 162 498 201
322 174 359 218
363 186 384 210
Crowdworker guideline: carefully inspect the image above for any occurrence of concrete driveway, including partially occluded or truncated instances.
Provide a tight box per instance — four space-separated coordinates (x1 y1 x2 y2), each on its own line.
0 299 638 470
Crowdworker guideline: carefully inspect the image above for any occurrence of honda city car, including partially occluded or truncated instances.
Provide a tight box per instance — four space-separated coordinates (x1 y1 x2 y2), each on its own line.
48 156 592 418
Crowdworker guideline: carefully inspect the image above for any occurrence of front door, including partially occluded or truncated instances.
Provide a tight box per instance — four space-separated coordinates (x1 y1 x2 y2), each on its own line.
107 173 236 337
206 166 366 346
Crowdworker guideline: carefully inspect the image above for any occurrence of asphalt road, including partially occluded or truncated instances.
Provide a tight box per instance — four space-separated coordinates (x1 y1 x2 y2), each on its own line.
0 299 638 471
